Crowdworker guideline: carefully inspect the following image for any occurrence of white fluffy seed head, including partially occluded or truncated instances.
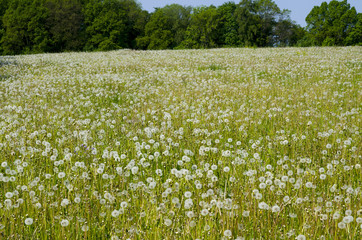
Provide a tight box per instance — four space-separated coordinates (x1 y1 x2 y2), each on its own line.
201 209 209 216
5 192 13 198
111 210 120 218
242 211 250 217
58 172 65 178
81 225 89 232
60 219 69 227
120 201 128 208
164 219 172 226
224 230 232 237
338 222 346 229
184 191 192 198
25 218 33 225
272 205 280 212
296 235 306 240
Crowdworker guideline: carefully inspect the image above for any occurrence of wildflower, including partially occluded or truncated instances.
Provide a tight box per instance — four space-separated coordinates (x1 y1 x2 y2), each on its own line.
61 199 70 207
120 201 128 208
342 216 353 224
201 209 209 216
25 218 33 225
272 205 280 212
338 222 346 229
184 191 192 198
111 210 120 218
189 221 196 227
156 169 162 176
333 212 340 220
258 202 269 210
186 211 194 218
5 192 13 198
296 235 306 240
58 172 65 178
224 230 232 237
61 219 69 227
283 196 290 203
204 225 211 231
164 219 172 226
242 211 250 217
81 225 89 232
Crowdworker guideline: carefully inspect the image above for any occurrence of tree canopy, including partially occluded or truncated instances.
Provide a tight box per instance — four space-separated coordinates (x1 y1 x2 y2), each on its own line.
305 0 360 46
0 0 360 55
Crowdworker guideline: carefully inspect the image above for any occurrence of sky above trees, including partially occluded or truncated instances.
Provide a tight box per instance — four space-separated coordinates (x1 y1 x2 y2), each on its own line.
138 0 362 26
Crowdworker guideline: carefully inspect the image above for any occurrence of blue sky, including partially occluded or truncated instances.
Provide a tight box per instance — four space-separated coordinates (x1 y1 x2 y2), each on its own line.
137 0 362 27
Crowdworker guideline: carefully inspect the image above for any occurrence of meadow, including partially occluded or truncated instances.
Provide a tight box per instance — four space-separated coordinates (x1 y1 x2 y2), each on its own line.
0 47 361 239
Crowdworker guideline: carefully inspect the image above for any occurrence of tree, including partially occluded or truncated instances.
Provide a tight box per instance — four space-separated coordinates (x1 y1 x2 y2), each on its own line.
84 0 126 51
163 4 192 47
45 0 85 52
117 0 148 49
136 4 191 50
235 0 287 47
180 6 220 49
273 10 305 46
216 2 240 47
255 0 281 46
345 13 362 45
235 0 263 47
0 0 10 54
136 8 172 50
137 8 173 50
1 0 51 55
305 0 359 46
84 0 146 51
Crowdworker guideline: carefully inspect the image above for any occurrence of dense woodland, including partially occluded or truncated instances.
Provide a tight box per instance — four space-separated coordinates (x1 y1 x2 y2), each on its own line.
0 0 361 55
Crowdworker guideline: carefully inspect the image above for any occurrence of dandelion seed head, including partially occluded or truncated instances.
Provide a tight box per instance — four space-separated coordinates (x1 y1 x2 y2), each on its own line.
224 230 232 237
25 218 33 225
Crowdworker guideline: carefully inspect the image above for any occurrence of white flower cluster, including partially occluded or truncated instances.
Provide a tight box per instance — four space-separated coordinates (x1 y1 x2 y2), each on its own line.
0 47 361 239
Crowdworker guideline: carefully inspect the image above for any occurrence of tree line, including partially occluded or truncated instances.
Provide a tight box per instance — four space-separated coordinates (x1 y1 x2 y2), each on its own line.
0 0 361 55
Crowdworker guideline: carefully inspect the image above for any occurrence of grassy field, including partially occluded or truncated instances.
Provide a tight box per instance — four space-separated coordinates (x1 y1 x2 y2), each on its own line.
0 47 361 239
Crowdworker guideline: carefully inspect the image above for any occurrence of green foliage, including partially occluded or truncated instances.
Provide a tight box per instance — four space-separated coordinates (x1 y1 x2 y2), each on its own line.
98 39 121 51
322 36 336 46
216 2 240 47
84 0 147 51
45 0 85 52
235 0 260 47
273 10 305 47
117 0 148 49
0 0 360 54
235 0 301 47
1 0 51 55
306 0 359 46
84 0 126 51
254 0 281 46
162 4 192 47
138 9 172 50
137 4 191 50
0 0 10 54
345 13 362 45
180 6 220 49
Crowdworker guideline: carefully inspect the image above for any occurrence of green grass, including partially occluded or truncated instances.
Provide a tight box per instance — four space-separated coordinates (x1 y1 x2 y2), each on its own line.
0 47 361 239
